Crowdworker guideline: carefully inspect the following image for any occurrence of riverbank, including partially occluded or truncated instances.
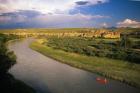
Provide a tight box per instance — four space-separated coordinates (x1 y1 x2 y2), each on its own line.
0 73 36 93
0 34 36 93
30 39 140 88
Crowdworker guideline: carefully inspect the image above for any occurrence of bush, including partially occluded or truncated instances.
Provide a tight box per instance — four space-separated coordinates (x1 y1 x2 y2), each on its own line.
45 36 140 63
0 35 17 73
96 51 107 57
127 52 140 63
83 47 95 56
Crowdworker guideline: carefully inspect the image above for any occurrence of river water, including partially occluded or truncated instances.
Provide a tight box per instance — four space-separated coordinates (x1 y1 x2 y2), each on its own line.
8 38 140 93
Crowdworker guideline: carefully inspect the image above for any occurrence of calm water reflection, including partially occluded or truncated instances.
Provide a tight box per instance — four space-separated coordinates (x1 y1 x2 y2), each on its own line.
8 38 140 93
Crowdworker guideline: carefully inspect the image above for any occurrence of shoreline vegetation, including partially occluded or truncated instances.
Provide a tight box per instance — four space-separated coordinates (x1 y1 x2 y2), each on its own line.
30 38 140 88
0 34 36 93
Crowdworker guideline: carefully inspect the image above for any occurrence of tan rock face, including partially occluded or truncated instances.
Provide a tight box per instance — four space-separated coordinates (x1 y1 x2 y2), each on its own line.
103 32 121 38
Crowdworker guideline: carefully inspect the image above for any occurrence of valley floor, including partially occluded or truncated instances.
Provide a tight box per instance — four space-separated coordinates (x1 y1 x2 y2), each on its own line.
30 39 140 88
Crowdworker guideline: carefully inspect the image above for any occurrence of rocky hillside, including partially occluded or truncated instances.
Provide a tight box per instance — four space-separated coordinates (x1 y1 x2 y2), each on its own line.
1 28 140 39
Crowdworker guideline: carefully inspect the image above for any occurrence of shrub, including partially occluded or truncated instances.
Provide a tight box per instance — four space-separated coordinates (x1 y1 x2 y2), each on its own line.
127 51 140 63
0 34 17 73
83 47 95 56
45 36 140 63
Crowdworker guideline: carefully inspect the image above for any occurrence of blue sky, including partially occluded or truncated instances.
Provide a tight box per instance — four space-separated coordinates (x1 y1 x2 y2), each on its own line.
0 0 140 28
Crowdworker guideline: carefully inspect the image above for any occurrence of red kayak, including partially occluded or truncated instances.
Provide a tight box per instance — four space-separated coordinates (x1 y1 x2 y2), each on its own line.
96 77 108 84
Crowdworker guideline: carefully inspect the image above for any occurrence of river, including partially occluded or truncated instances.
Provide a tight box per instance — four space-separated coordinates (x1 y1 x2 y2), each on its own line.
8 38 140 93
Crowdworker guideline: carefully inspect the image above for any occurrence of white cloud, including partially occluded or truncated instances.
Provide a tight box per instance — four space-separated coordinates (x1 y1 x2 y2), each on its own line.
0 0 109 14
117 19 140 28
100 22 108 28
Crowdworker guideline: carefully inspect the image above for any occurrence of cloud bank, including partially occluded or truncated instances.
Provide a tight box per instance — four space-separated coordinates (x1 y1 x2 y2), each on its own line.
0 10 109 28
0 0 108 14
0 0 110 28
117 19 140 28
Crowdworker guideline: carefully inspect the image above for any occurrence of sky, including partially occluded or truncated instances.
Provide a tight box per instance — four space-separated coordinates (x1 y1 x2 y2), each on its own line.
0 0 140 29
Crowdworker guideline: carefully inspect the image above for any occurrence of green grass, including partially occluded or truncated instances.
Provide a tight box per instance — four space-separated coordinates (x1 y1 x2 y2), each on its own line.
30 40 140 88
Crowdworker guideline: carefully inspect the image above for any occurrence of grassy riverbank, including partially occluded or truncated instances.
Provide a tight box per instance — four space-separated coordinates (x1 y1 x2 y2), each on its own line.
30 39 140 88
0 34 36 93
